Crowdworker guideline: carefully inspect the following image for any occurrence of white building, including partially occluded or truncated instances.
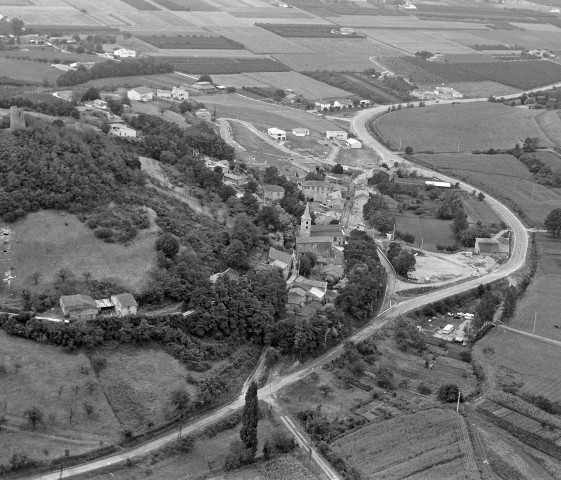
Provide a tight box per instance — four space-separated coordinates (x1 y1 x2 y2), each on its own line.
326 130 348 141
109 124 136 137
292 128 310 137
171 86 189 100
156 89 172 99
127 87 154 102
113 48 136 58
315 101 331 110
195 109 212 121
345 138 362 149
267 128 287 141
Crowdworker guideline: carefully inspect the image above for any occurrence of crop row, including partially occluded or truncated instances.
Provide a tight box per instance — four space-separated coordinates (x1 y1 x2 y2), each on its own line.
171 58 290 75
138 34 244 50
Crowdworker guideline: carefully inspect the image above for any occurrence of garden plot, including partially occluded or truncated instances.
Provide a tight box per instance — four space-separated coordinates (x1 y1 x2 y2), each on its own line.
331 409 479 480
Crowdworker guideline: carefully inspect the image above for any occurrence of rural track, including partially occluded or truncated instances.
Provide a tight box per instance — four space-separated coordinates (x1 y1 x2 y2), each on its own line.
27 93 532 480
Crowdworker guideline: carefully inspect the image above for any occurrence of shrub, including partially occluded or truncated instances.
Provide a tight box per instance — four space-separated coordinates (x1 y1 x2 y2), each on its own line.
417 382 432 395
94 228 112 239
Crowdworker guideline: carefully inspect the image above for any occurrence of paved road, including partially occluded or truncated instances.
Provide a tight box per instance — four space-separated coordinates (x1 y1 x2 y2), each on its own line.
30 93 532 480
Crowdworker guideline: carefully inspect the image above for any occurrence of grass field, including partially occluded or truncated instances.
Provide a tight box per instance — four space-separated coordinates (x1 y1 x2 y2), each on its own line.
204 94 340 133
0 331 120 464
10 210 158 293
331 409 479 480
508 232 561 341
413 153 561 226
217 72 353 100
0 57 60 85
372 103 557 153
229 121 289 161
485 329 561 402
84 72 192 89
447 81 520 98
271 53 376 73
461 193 502 225
393 215 455 252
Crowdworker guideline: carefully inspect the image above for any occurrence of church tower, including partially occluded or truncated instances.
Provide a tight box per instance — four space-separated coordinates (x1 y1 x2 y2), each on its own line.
300 202 311 237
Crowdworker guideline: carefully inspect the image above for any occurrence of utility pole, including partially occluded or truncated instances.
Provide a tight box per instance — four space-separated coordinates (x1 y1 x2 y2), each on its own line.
456 388 461 413
533 312 537 334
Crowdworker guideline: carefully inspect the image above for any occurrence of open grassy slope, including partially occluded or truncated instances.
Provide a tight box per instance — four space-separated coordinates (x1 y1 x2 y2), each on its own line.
9 210 158 293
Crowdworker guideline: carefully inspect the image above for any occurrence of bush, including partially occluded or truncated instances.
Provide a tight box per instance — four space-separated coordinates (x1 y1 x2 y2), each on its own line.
94 228 112 239
437 384 461 403
417 382 432 395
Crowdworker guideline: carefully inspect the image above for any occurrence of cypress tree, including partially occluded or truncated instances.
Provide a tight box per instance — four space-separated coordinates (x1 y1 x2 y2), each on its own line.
240 381 259 459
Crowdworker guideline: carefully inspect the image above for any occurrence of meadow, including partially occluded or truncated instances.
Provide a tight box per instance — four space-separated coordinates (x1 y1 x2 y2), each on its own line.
10 210 158 293
508 232 561 341
229 121 289 160
96 346 197 434
393 215 455 252
331 409 479 480
372 103 557 153
484 329 561 403
413 153 561 226
0 330 121 464
0 57 60 85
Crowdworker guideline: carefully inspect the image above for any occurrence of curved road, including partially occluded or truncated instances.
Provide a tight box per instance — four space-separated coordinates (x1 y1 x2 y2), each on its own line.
30 96 531 480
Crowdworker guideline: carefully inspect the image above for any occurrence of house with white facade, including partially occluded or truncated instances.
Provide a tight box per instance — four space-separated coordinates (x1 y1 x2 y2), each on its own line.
171 86 189 100
326 130 348 141
113 48 136 58
267 128 287 141
127 87 154 102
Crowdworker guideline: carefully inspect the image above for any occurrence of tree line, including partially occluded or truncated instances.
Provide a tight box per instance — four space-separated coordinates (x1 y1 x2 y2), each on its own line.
56 58 174 87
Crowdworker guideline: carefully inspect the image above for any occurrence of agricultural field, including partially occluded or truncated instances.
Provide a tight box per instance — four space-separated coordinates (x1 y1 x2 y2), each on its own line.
9 210 158 293
229 121 290 162
151 0 190 10
208 26 312 55
217 72 353 100
204 94 339 133
171 57 290 75
119 0 159 10
290 36 404 58
331 409 479 480
84 72 192 89
138 34 244 50
484 329 561 403
256 23 365 38
372 103 557 153
0 57 60 85
461 193 502 225
363 29 479 55
272 53 376 73
508 231 561 341
447 81 520 98
413 153 561 226
0 330 121 464
535 111 561 145
392 215 455 252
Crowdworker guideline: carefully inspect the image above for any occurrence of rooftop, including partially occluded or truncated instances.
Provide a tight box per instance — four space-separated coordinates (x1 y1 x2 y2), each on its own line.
60 294 96 310
113 293 138 308
263 184 285 193
268 247 292 267
131 86 153 94
296 236 333 244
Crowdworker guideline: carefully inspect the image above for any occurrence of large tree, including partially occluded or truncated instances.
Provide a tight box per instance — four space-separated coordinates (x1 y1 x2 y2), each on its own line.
240 381 259 460
545 208 561 237
392 250 416 278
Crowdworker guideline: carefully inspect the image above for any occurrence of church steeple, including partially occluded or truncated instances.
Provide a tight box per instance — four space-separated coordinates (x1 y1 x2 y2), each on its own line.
300 202 311 237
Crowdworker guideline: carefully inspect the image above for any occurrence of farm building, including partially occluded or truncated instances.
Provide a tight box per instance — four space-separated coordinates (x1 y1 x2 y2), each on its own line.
114 48 136 58
111 293 138 317
333 99 354 109
69 61 96 70
340 27 356 35
359 99 371 107
474 238 509 258
442 324 454 334
92 99 108 110
263 184 285 204
425 180 451 188
172 86 189 100
268 247 293 280
344 138 362 149
127 87 154 102
60 295 98 320
223 172 246 186
402 2 417 8
326 130 348 141
301 180 333 202
267 128 287 141
315 101 331 110
193 82 216 94
292 128 310 137
293 276 328 302
195 109 212 121
156 89 172 99
109 124 136 138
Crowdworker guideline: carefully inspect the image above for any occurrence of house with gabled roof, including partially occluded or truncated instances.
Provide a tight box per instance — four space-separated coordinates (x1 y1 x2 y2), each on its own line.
60 294 98 320
268 247 293 280
111 293 138 317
